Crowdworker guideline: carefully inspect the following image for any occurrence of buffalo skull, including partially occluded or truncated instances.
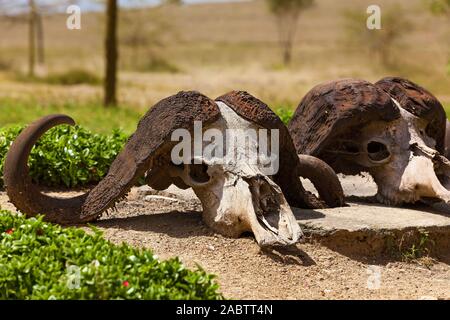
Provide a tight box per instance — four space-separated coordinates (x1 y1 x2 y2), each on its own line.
288 77 450 207
4 91 344 246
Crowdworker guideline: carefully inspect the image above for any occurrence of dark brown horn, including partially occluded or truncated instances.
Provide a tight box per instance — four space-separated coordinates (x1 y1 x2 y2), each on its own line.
288 79 399 176
80 91 219 220
4 91 220 224
4 114 88 224
375 76 446 154
297 154 345 207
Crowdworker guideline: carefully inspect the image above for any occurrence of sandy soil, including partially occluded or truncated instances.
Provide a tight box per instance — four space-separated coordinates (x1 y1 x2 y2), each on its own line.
1 184 449 300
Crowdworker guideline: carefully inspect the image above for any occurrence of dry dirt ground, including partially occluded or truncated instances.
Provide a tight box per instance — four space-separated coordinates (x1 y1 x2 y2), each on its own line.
0 178 449 300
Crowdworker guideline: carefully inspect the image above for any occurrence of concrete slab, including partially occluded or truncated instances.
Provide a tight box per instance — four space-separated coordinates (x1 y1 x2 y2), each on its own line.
294 203 450 232
129 184 199 202
297 174 450 258
301 172 377 197
294 203 450 258
138 174 450 258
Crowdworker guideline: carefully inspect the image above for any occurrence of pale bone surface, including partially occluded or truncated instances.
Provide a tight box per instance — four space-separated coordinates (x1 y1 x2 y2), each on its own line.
330 99 450 207
167 100 302 247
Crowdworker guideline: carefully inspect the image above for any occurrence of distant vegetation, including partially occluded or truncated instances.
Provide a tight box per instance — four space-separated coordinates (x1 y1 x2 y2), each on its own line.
0 98 142 135
343 4 411 68
0 1 449 103
427 0 450 73
274 106 294 124
44 69 101 85
0 57 12 71
140 58 181 73
265 0 314 65
120 6 180 73
16 69 101 86
428 0 450 17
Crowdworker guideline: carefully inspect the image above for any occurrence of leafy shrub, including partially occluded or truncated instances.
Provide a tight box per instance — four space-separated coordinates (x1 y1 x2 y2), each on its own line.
0 125 128 188
44 69 101 85
274 107 294 124
0 210 222 299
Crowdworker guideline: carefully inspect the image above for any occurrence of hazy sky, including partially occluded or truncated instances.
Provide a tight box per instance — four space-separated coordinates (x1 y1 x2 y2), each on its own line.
79 0 242 11
1 0 246 14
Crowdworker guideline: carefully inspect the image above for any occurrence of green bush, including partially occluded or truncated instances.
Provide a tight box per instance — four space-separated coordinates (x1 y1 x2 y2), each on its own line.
274 107 294 124
0 210 222 299
0 125 128 188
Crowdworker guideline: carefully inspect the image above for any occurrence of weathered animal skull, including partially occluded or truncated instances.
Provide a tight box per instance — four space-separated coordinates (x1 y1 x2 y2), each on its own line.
288 77 449 207
164 101 301 246
4 91 344 247
347 103 450 205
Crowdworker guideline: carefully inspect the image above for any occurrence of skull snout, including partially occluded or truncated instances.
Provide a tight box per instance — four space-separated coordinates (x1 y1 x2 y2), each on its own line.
199 173 303 247
398 146 450 203
245 175 303 246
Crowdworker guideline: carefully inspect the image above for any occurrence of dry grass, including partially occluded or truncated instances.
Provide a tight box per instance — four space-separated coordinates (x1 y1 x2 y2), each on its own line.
0 0 448 123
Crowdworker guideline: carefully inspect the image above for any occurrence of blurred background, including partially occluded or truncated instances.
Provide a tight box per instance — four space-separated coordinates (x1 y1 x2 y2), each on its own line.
0 0 449 134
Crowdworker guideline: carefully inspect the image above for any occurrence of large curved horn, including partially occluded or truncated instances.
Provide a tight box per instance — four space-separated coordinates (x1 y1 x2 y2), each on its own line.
4 114 88 224
297 154 345 207
4 91 220 224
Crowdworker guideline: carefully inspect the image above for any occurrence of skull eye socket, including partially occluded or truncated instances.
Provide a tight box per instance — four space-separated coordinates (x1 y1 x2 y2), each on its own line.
367 141 390 162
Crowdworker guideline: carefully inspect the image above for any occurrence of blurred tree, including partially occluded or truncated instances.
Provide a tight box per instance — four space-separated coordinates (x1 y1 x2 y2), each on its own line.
36 10 45 65
428 0 450 16
344 5 411 68
104 0 118 107
265 0 314 65
120 7 177 71
163 0 183 5
427 0 450 73
0 0 72 75
0 0 38 76
28 0 37 77
120 9 148 69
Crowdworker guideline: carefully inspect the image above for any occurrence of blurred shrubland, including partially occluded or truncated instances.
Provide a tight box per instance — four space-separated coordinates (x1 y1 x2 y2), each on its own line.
0 0 448 132
343 4 412 69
